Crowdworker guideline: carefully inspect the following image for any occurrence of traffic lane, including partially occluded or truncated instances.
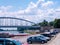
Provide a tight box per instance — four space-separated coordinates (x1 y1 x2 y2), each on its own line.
11 34 57 45
12 36 41 45
12 36 30 43
12 36 46 45
12 37 53 45
28 43 47 45
29 35 57 45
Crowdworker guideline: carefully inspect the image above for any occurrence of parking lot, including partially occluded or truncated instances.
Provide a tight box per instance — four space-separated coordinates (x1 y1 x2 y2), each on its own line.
11 33 59 45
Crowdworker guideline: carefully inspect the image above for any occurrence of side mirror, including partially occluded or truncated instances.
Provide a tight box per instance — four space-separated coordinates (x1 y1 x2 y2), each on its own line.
0 44 3 45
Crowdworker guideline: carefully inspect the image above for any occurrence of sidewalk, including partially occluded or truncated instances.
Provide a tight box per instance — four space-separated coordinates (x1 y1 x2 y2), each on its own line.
48 33 60 45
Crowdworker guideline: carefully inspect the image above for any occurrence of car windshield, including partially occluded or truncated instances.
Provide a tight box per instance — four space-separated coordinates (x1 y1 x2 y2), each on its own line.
39 35 46 38
13 40 22 45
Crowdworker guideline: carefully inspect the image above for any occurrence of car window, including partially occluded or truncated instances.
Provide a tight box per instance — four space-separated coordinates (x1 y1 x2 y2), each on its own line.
43 34 47 36
34 37 37 39
0 40 4 45
5 40 16 45
36 37 40 40
39 36 44 38
30 37 32 38
29 37 32 39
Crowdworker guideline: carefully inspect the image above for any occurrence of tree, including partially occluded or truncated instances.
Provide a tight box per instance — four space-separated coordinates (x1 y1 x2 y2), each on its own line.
54 19 60 28
41 20 48 27
49 21 54 26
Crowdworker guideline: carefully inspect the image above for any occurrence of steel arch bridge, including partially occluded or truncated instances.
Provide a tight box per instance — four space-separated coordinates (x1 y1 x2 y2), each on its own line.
0 17 40 32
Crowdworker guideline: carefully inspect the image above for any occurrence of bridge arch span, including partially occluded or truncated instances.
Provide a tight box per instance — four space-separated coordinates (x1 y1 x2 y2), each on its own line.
0 17 40 33
0 17 36 26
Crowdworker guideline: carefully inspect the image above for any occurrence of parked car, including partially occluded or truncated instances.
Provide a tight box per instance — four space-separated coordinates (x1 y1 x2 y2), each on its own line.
50 30 59 36
0 38 22 45
53 30 59 34
38 35 51 41
0 33 10 38
41 33 53 38
0 33 14 38
50 31 56 35
27 36 48 44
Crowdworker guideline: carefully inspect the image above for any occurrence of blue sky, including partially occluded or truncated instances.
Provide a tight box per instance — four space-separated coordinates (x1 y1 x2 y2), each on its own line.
0 0 59 9
0 0 60 23
0 0 37 10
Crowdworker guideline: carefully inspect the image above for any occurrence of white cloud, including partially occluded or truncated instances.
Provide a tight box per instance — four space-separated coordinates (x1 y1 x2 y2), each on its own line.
0 0 60 23
0 6 12 11
41 1 54 8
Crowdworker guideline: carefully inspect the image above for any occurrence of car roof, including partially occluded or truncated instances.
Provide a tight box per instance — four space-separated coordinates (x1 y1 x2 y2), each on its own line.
29 34 40 37
44 32 51 34
0 38 16 41
28 34 43 38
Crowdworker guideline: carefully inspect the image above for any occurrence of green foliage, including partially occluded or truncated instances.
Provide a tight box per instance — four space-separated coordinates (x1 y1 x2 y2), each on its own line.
33 19 60 28
40 20 48 26
54 19 60 28
49 21 54 26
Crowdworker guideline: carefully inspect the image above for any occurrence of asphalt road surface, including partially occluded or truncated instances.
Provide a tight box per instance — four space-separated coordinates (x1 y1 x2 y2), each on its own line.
12 33 60 45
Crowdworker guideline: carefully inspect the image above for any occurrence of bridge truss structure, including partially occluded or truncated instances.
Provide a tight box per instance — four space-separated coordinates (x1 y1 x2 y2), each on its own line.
0 17 40 33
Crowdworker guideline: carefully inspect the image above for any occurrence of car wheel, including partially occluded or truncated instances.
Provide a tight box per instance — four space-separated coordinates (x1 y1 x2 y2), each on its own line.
41 41 45 44
28 40 32 44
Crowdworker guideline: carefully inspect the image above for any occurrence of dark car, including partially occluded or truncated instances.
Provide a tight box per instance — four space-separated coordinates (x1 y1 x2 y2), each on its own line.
41 33 53 38
0 33 14 38
53 30 59 34
27 36 47 44
50 32 56 35
0 33 10 38
50 30 59 35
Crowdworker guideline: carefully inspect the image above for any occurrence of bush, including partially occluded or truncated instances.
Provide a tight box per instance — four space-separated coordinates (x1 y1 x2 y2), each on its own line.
54 19 60 28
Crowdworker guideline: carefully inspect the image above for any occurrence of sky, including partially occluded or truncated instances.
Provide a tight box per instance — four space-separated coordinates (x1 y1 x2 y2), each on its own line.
0 0 60 23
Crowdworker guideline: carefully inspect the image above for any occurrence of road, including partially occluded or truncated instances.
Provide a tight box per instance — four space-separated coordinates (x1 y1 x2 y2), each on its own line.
12 33 60 45
48 33 60 45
